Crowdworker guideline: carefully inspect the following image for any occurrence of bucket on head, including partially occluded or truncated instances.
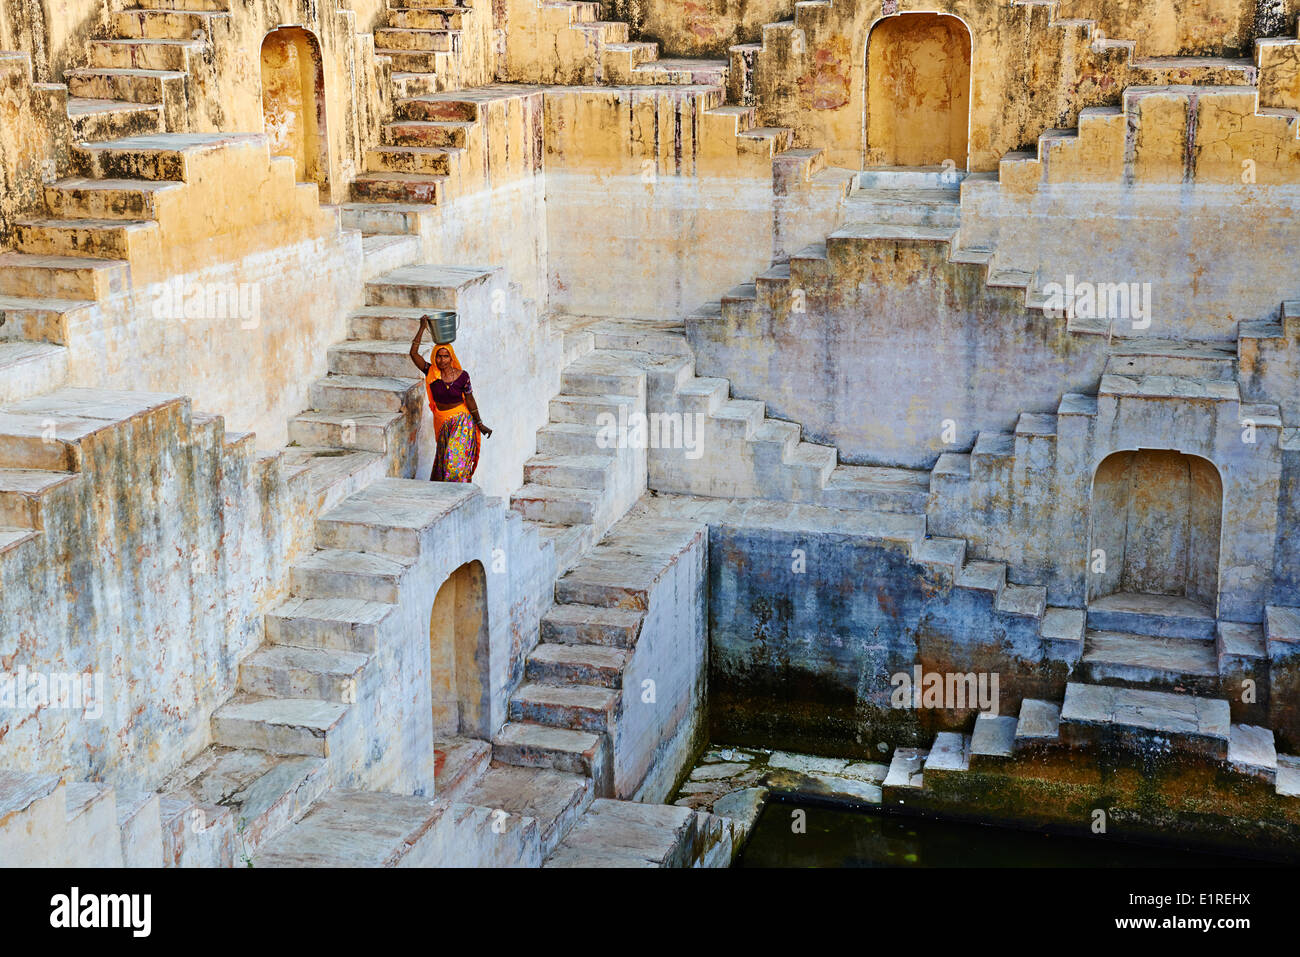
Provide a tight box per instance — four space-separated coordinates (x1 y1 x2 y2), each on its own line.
427 310 458 345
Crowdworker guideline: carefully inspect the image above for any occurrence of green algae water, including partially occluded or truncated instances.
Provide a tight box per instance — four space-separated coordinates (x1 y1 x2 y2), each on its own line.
736 797 1275 868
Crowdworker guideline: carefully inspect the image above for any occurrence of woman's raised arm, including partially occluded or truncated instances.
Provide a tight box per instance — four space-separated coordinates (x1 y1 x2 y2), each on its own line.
409 318 431 375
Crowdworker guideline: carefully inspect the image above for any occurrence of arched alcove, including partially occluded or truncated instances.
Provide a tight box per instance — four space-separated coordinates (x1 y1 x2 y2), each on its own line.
865 13 972 168
1087 449 1223 612
260 27 330 199
429 560 490 739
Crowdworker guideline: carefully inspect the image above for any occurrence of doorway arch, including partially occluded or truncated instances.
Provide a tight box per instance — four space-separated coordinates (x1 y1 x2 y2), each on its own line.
1087 449 1223 612
260 27 330 198
865 13 971 168
429 560 490 738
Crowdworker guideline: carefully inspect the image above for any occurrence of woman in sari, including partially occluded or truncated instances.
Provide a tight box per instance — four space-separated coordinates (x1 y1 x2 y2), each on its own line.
409 318 492 482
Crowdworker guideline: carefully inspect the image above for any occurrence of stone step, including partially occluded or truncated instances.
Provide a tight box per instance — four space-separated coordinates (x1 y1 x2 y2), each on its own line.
345 304 431 340
328 338 428 379
969 713 1017 764
13 216 159 261
156 745 328 857
394 95 481 123
289 548 412 603
857 166 966 190
508 682 618 733
1059 682 1231 759
1227 723 1278 784
387 7 469 29
73 132 266 182
561 353 647 397
1080 629 1219 694
492 721 610 783
211 695 350 757
820 464 929 513
843 187 962 228
547 392 636 427
265 595 396 654
382 119 474 149
1014 698 1061 751
66 97 165 141
631 57 728 85
350 171 448 205
510 482 604 526
87 37 207 72
523 453 614 490
365 144 457 176
374 27 460 51
112 8 229 41
461 765 593 858
534 422 615 458
308 373 423 413
543 799 722 868
525 642 629 689
0 293 94 345
1106 338 1238 380
540 602 644 648
287 409 405 454
64 66 186 107
0 252 129 300
997 582 1048 619
1086 592 1218 640
0 526 39 556
882 747 926 791
375 46 454 73
254 789 497 867
360 233 421 280
44 176 182 220
1098 372 1239 403
0 341 69 405
526 521 591 575
280 446 388 513
0 468 77 528
238 644 370 701
63 782 123 866
1014 698 1062 751
364 263 493 310
158 793 234 867
922 732 970 776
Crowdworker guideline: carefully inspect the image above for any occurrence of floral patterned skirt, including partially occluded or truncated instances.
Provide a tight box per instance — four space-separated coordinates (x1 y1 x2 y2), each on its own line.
431 410 481 483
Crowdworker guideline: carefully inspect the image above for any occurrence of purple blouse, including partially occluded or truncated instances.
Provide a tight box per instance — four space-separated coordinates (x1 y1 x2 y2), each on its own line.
429 370 471 406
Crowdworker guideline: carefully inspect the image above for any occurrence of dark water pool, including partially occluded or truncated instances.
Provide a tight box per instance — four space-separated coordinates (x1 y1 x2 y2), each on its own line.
736 797 1275 868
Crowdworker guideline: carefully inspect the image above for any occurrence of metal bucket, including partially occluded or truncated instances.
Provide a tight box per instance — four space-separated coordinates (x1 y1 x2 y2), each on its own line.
427 310 458 345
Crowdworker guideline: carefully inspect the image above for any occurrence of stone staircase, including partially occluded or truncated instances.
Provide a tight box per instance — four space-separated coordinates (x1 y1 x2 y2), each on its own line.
886 685 1300 801
503 0 730 87
491 514 703 797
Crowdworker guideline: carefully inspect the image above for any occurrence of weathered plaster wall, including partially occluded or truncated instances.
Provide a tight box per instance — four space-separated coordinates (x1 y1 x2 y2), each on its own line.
687 232 1110 468
60 228 357 450
0 52 70 245
604 0 792 59
708 519 1059 757
962 182 1300 339
616 522 708 802
0 394 316 791
0 0 107 81
542 85 845 319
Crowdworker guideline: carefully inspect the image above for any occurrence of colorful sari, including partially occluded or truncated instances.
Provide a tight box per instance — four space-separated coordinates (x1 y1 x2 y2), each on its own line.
425 344 481 483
